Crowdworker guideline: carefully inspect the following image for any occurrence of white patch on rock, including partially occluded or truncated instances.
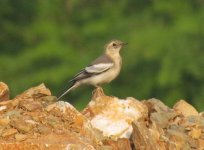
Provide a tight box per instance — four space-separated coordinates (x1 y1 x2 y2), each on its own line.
91 115 133 139
0 106 7 111
25 119 38 125
88 97 147 140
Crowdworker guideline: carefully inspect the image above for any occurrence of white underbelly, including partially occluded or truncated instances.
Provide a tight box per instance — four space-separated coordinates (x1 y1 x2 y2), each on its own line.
81 66 121 86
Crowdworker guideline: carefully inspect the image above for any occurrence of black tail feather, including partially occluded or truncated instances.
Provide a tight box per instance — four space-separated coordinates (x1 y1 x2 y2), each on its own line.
57 82 78 100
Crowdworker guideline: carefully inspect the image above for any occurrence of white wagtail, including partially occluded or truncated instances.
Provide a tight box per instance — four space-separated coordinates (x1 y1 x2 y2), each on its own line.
58 40 127 100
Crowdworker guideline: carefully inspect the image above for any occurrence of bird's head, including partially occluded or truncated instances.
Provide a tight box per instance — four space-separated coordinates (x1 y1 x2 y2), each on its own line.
105 40 127 54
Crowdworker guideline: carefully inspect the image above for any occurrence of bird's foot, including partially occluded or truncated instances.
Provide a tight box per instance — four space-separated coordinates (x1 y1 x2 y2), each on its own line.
92 86 105 99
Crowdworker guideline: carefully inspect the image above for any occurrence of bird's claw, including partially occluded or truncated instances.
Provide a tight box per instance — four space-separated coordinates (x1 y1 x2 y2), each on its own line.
92 86 105 99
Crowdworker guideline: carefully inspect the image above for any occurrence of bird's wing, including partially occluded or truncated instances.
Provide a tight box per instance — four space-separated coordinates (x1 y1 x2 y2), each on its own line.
69 54 114 83
68 69 89 83
85 63 113 73
85 54 114 73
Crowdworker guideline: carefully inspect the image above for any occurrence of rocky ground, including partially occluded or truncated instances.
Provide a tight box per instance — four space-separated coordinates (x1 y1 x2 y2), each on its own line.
0 82 204 150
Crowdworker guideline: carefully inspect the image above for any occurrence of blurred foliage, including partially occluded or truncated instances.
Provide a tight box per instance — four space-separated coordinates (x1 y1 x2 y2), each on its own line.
0 0 204 110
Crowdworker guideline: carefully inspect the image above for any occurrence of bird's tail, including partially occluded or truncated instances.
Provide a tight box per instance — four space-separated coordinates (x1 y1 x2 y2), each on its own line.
57 82 79 100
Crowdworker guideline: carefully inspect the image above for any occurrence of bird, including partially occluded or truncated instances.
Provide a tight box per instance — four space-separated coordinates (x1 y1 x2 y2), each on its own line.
58 40 127 100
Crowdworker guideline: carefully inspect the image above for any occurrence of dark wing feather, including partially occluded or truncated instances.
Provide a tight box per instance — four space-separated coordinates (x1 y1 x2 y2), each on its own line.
68 69 92 83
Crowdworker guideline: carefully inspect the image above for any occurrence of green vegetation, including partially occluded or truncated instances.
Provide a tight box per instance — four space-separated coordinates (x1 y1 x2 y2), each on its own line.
0 0 204 110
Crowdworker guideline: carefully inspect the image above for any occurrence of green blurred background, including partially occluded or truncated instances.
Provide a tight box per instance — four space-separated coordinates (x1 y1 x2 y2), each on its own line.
0 0 204 110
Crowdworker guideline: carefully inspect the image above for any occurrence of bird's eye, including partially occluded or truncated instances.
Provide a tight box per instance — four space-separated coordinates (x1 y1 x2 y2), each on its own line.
112 43 116 46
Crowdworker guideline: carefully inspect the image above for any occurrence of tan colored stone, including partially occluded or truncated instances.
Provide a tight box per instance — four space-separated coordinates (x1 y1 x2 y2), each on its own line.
198 139 204 149
173 100 198 117
4 110 22 118
1 83 204 149
84 93 148 140
0 134 95 150
37 125 52 134
1 128 18 137
46 115 62 129
143 98 171 113
19 99 42 111
200 111 204 117
0 82 9 101
132 121 166 150
0 118 10 126
15 83 51 99
0 99 19 109
10 119 34 133
166 129 191 150
189 128 202 139
150 112 177 129
15 133 27 141
38 96 57 107
103 138 131 150
97 145 112 150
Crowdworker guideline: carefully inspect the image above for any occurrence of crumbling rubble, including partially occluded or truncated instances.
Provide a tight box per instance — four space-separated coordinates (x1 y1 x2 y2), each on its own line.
0 82 203 150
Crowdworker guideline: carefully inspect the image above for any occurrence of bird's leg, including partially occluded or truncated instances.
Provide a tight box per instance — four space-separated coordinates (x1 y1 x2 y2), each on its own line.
96 85 104 94
92 85 105 99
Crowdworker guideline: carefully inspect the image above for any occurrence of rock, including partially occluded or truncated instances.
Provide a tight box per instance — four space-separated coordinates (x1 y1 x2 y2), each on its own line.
15 83 51 99
0 82 9 101
131 121 165 150
168 124 186 133
173 100 198 117
198 139 204 149
0 134 95 150
143 98 171 113
126 97 148 119
0 84 99 148
150 112 177 129
83 93 148 140
91 115 132 139
45 101 100 147
15 133 27 141
0 99 19 109
38 96 57 107
46 101 87 128
0 106 7 112
10 119 35 133
188 138 198 149
189 128 202 139
1 128 18 137
19 99 42 111
46 101 77 114
200 118 204 130
46 115 62 129
200 111 204 117
166 129 191 149
4 110 22 118
0 118 10 126
181 115 201 128
97 145 112 150
103 138 132 150
37 125 51 134
0 83 203 149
